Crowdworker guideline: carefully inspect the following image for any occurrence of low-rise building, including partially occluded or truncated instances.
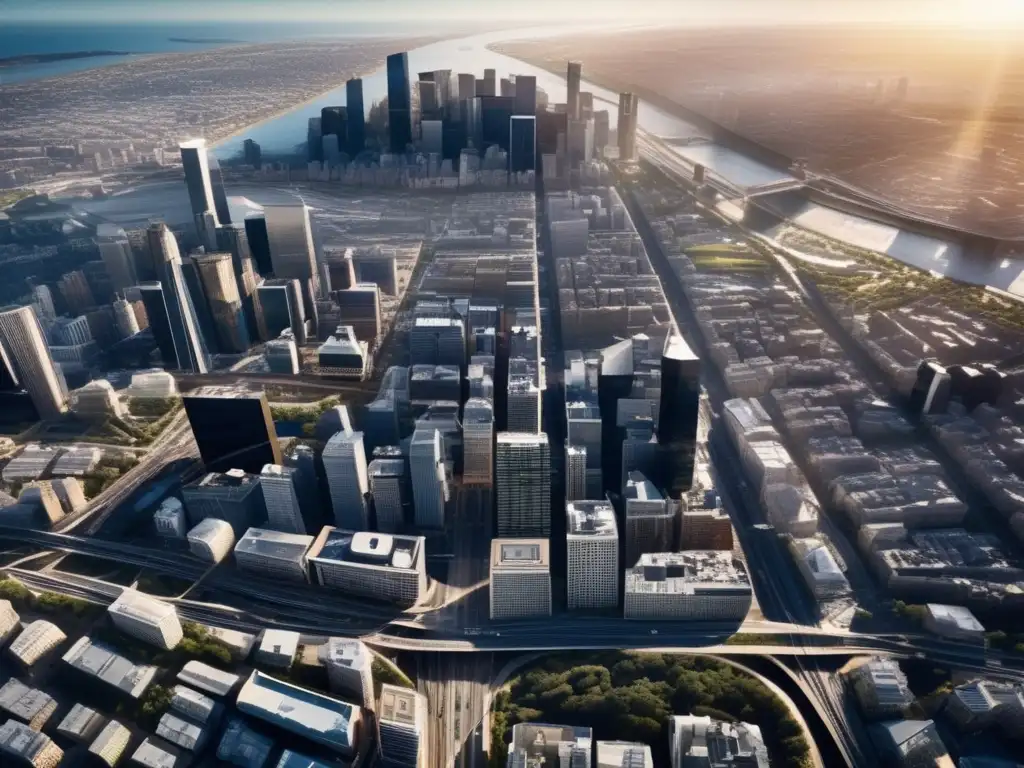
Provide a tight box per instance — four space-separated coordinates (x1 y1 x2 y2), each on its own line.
1 445 60 483
217 717 275 768
156 712 209 752
257 630 300 669
923 604 986 642
186 517 236 562
177 661 240 698
153 497 187 538
89 720 131 767
596 741 654 768
56 704 105 743
0 599 20 646
129 737 184 768
669 715 769 767
107 589 183 650
62 636 158 698
50 446 102 477
506 723 592 768
869 719 949 768
847 658 914 719
50 477 86 513
308 528 428 606
490 538 552 620
624 551 752 621
787 535 852 600
0 719 63 767
170 685 220 724
234 527 313 582
0 679 57 731
235 670 362 756
8 620 66 667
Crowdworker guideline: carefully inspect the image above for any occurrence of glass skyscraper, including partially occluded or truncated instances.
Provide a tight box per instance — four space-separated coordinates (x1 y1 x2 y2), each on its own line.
386 52 413 153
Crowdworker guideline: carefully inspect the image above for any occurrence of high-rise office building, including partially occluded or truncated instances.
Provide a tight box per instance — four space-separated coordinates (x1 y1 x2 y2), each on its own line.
513 75 537 115
490 538 551 619
410 428 448 529
31 284 56 321
148 223 210 373
510 115 536 173
462 398 494 486
0 306 67 420
368 457 408 533
565 444 587 502
243 138 262 168
215 224 261 341
659 336 700 495
378 685 426 768
617 92 639 161
182 469 266 536
194 252 249 353
179 139 220 226
387 52 413 153
256 278 306 344
57 270 96 315
263 204 320 320
496 432 550 537
479 95 514 151
207 156 232 226
179 253 219 353
409 317 465 368
97 224 138 294
308 116 323 163
335 284 381 344
507 371 541 433
598 338 634 494
319 638 374 708
243 215 273 277
260 464 307 535
183 392 282 474
323 430 370 530
624 472 673 567
679 506 733 551
566 500 619 611
321 106 348 153
567 61 583 120
458 72 476 101
137 281 178 366
308 528 427 605
347 78 366 157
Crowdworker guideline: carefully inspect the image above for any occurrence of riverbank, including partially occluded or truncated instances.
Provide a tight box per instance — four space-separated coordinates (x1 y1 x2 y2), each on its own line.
0 50 131 68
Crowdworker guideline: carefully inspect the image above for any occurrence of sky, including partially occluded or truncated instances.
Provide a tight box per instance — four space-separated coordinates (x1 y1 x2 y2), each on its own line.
4 0 1024 27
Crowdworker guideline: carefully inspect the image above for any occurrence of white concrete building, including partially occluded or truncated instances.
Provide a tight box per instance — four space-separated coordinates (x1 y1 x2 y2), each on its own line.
50 445 101 477
847 658 914 719
177 661 241 698
259 463 306 534
490 538 552 620
669 715 769 768
923 603 986 641
128 371 178 399
234 527 313 582
496 432 551 537
51 477 87 513
319 638 374 708
323 429 370 529
597 741 654 768
624 552 752 621
566 500 619 611
187 518 236 563
257 630 300 669
787 535 852 600
73 380 127 419
0 599 20 647
107 589 183 650
154 497 188 538
89 720 131 768
378 684 427 768
308 528 428 606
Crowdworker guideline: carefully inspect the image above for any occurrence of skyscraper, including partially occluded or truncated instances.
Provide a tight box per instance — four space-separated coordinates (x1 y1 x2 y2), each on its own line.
566 500 619 610
510 115 536 173
57 270 96 315
182 392 282 474
113 298 140 338
410 428 448 529
386 52 413 153
496 432 550 537
256 278 306 344
215 224 261 342
96 224 138 294
565 444 587 502
377 685 426 768
148 223 210 373
259 464 306 535
243 215 273 276
346 78 366 157
137 282 177 367
32 285 56 321
566 61 582 120
207 156 232 226
479 95 514 151
658 336 700 495
617 92 639 161
194 252 250 353
263 204 320 322
368 457 408 533
179 139 220 225
624 471 673 567
323 430 370 530
0 306 67 420
513 75 537 116
462 398 494 486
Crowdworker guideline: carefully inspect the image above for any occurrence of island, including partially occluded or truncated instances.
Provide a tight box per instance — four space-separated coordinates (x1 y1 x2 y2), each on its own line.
0 50 130 68
168 37 242 44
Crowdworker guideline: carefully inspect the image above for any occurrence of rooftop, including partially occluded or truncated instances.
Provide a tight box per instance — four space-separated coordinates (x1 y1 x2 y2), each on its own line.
378 684 422 726
491 538 550 570
926 603 986 632
627 552 751 594
108 589 178 626
62 636 159 698
235 527 314 561
309 528 422 572
566 501 618 537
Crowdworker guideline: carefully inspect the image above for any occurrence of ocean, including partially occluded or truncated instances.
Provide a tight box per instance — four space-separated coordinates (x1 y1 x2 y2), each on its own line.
0 21 435 84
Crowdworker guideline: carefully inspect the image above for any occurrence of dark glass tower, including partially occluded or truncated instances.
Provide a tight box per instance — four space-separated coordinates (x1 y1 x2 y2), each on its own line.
147 223 210 373
321 106 348 157
244 216 273 276
138 282 177 368
597 338 634 495
480 96 514 152
207 156 232 225
658 336 701 495
256 278 306 344
346 78 366 156
510 116 536 173
567 61 582 120
183 392 283 474
513 75 537 116
386 52 413 153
